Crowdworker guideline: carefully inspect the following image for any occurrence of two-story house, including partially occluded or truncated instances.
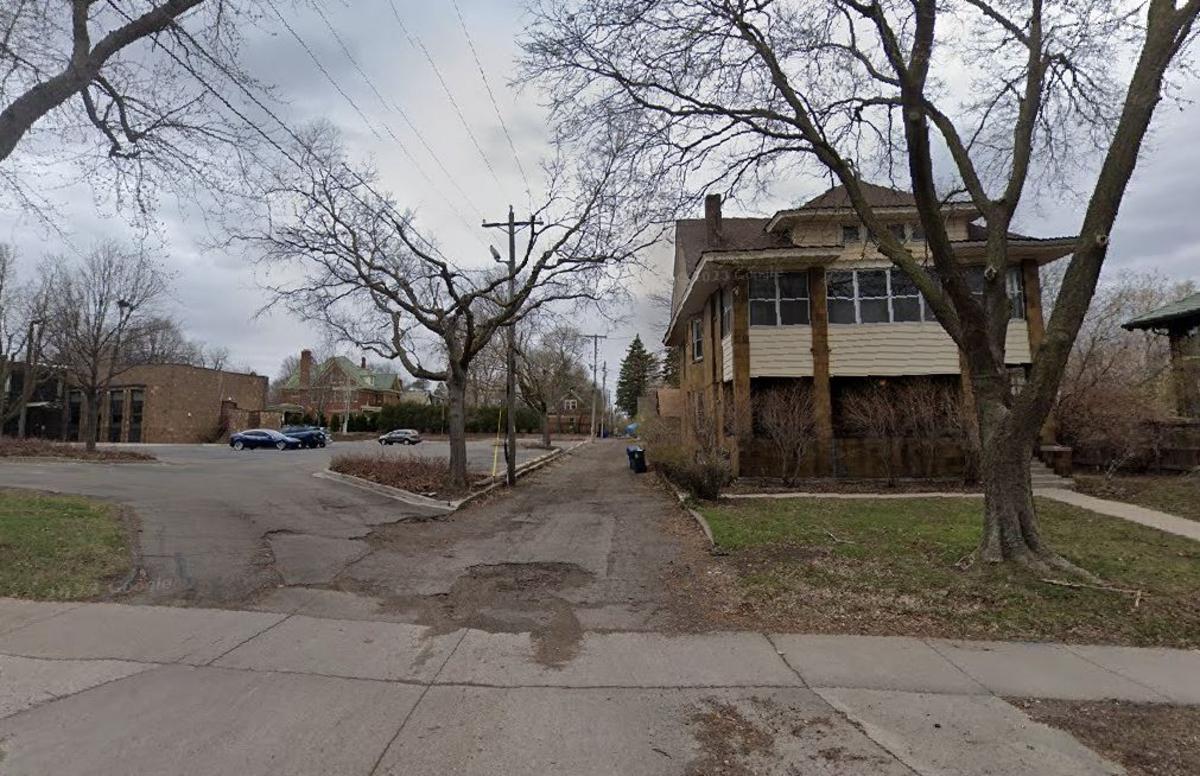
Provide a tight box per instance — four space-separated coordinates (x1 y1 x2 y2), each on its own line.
663 183 1075 478
278 350 405 419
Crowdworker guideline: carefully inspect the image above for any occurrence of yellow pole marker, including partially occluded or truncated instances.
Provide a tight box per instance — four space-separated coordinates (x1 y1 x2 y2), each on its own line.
491 408 503 478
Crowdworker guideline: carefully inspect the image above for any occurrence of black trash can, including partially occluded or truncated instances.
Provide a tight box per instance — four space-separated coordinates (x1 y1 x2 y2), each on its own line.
628 446 647 474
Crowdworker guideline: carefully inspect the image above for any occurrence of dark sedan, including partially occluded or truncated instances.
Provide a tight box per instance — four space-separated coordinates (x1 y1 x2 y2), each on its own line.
229 429 303 451
281 425 328 448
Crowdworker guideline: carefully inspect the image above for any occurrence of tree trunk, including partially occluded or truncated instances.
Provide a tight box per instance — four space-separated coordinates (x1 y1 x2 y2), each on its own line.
84 389 101 452
445 374 468 489
540 410 551 448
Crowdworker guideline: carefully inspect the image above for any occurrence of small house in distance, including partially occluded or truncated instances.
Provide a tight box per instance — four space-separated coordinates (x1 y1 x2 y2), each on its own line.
1124 291 1200 419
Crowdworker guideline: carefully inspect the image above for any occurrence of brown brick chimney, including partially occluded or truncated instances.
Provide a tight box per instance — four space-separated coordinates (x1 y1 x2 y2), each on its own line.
704 193 723 246
299 349 313 388
360 356 367 369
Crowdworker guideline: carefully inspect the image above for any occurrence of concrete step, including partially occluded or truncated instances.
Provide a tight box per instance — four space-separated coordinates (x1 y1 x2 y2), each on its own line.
1030 459 1074 490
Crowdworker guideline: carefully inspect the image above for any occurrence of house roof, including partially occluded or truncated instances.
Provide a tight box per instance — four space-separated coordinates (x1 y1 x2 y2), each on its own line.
1123 292 1200 331
675 217 786 278
282 356 403 393
800 182 918 209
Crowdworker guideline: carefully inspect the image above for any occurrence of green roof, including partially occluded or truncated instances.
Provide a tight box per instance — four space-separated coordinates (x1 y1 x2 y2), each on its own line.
1123 292 1200 331
282 356 403 393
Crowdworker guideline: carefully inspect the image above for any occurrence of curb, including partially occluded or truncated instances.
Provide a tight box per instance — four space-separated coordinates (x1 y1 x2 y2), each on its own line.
312 469 456 511
449 439 590 510
656 471 716 547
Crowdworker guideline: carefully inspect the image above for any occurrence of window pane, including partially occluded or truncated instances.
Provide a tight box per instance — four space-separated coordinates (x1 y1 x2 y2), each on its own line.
860 298 890 323
964 266 985 295
748 273 776 299
890 269 918 296
749 300 777 326
828 298 856 324
779 299 810 325
911 223 926 240
1007 267 1026 320
858 270 888 297
827 271 855 299
892 297 921 322
841 225 860 244
778 272 808 299
888 224 907 241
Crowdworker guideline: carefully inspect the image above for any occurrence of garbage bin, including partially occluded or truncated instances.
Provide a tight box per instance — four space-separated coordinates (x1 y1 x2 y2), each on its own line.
628 446 647 474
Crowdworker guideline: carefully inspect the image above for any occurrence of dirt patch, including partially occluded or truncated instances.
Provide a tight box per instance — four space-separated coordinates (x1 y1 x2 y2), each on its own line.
380 561 592 666
686 699 777 776
329 453 481 500
1013 699 1200 776
0 437 155 462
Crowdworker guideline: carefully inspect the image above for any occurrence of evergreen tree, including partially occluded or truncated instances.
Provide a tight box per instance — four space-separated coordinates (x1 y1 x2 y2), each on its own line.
615 335 657 417
660 346 681 388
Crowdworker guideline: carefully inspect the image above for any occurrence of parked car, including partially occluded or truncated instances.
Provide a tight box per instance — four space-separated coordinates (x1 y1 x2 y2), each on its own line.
378 428 422 446
229 429 303 451
281 425 328 448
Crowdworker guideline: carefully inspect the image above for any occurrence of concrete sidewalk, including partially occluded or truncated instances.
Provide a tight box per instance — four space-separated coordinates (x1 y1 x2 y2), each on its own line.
1 599 1197 775
1037 486 1200 542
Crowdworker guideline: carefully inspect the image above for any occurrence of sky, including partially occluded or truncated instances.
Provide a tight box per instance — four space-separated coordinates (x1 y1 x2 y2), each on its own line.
3 1 1200 386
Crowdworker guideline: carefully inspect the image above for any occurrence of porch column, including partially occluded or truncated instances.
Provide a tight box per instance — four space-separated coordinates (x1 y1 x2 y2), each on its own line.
808 266 834 476
730 274 752 476
1022 259 1056 444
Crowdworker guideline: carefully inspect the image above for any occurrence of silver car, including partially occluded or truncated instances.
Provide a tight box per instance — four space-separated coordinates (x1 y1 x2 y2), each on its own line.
378 428 422 445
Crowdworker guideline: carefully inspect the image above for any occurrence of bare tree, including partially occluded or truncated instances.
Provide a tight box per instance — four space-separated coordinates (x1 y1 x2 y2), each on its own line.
0 0 264 218
247 127 660 488
841 383 904 486
524 1 1200 572
41 242 169 450
0 244 50 433
516 320 588 447
755 382 816 486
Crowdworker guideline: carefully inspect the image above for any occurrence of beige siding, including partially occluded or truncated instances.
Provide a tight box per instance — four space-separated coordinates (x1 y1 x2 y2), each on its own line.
749 326 814 377
721 335 733 383
827 321 1033 376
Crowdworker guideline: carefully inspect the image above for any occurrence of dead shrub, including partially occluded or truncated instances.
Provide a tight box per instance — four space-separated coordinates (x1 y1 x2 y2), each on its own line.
0 437 155 462
330 453 478 496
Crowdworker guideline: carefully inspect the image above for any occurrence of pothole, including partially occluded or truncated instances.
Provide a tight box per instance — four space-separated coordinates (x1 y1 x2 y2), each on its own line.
382 561 593 667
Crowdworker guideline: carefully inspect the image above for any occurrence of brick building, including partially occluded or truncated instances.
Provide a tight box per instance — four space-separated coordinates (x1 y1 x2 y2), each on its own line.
63 364 272 443
277 350 405 418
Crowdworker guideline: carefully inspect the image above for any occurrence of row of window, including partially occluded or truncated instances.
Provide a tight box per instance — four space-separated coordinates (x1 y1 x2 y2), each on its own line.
841 223 925 245
746 267 1025 327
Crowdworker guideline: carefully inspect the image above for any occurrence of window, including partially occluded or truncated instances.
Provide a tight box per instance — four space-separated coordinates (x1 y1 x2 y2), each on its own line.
749 273 777 326
748 272 810 327
890 270 922 322
720 287 733 337
888 224 907 242
827 268 936 324
958 266 1025 320
827 271 857 324
128 389 144 443
690 317 704 361
911 222 926 241
563 398 578 412
778 273 810 325
108 389 124 443
841 225 861 245
857 269 890 323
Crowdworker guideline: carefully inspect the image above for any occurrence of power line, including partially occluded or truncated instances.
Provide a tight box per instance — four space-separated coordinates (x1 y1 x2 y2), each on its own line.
271 3 489 244
385 0 505 191
450 0 533 203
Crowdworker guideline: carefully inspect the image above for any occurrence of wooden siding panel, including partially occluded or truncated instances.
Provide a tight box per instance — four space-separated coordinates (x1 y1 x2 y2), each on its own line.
750 321 1032 378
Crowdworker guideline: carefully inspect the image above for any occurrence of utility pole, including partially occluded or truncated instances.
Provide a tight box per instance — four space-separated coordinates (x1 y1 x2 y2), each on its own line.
583 333 606 439
600 361 608 439
483 206 542 487
16 317 43 438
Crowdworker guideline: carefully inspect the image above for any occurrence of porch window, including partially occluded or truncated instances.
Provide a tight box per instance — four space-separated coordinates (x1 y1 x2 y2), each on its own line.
690 317 704 361
890 270 922 322
959 266 1026 320
841 225 861 245
748 272 810 327
827 271 857 324
857 269 890 323
720 287 733 337
749 273 777 326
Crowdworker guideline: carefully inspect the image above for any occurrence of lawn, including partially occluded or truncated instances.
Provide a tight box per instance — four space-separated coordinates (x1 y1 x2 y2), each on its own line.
1075 472 1200 522
0 489 132 599
695 496 1200 647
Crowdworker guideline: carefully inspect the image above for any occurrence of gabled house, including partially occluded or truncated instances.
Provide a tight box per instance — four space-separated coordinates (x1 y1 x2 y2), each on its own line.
663 183 1076 478
278 349 405 418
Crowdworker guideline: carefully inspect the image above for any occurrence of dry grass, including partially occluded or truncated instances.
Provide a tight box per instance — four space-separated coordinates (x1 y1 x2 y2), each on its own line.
689 496 1200 647
1014 699 1200 776
330 453 479 498
0 437 155 462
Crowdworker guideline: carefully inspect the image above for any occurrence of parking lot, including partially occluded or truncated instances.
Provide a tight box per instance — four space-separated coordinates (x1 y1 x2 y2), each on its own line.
0 438 559 606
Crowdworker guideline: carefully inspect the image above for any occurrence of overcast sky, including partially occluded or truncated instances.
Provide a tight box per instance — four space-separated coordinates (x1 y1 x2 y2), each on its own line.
3 0 1199 385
